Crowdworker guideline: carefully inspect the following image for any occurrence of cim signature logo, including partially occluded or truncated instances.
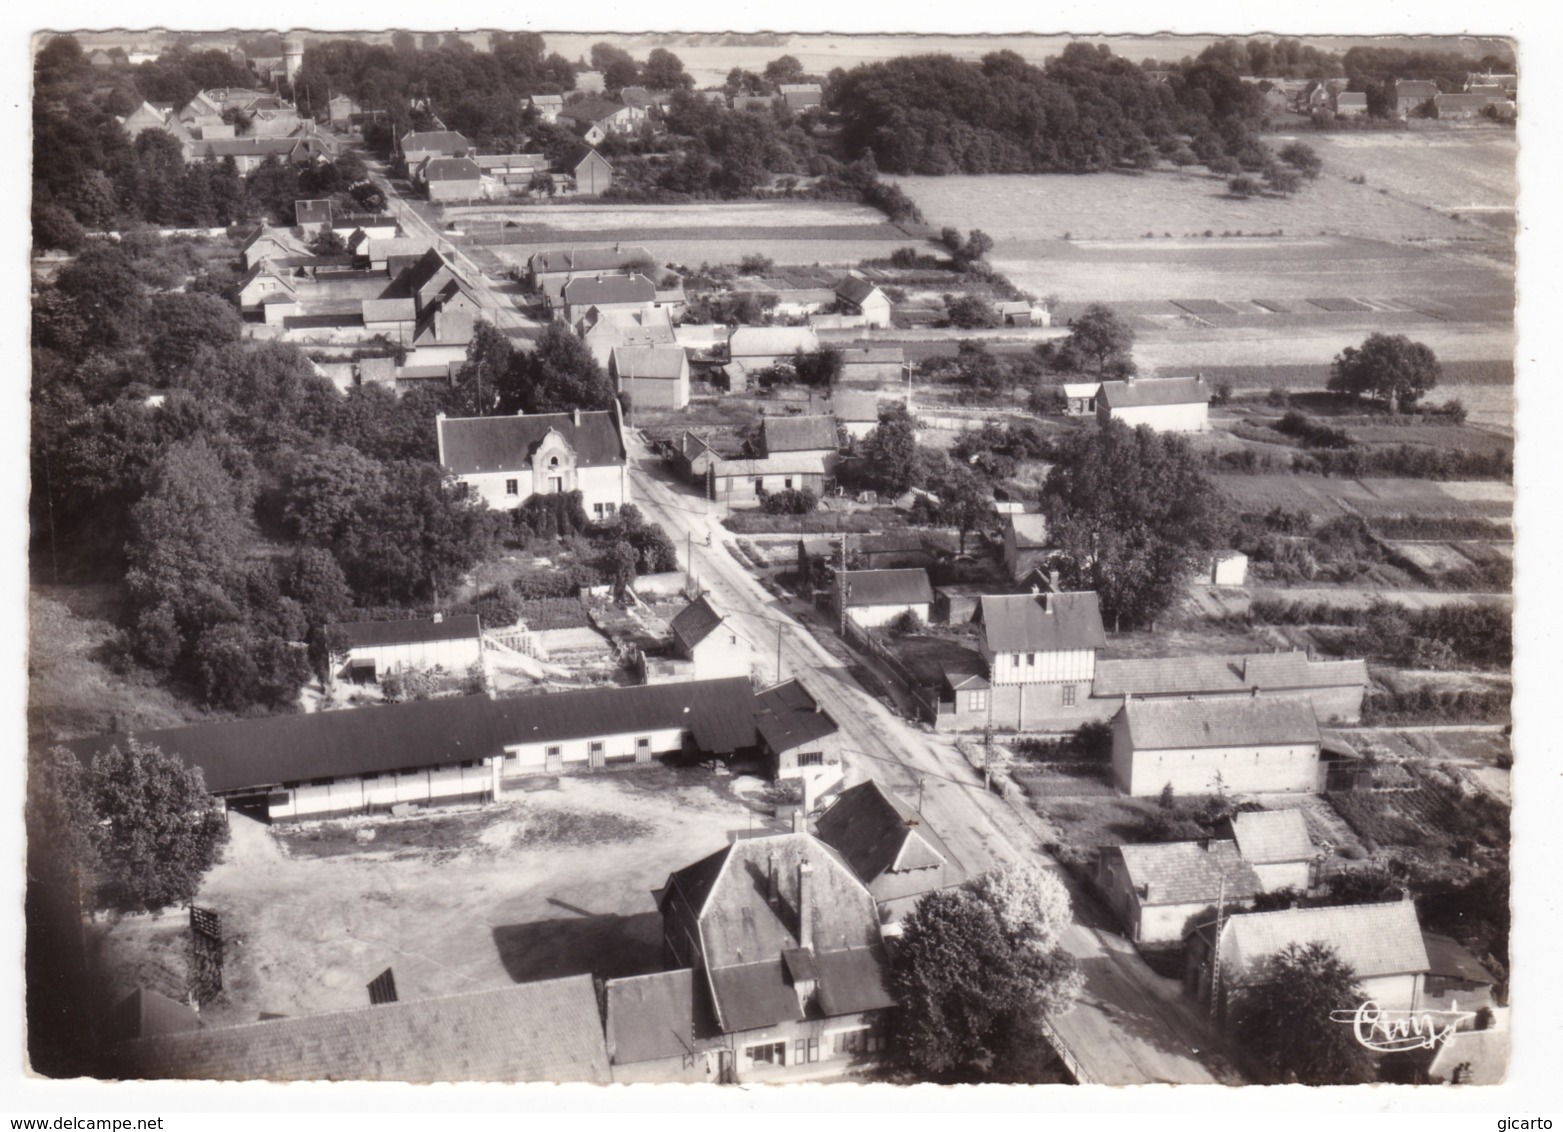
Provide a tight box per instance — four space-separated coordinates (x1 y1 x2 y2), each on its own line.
1329 1000 1477 1052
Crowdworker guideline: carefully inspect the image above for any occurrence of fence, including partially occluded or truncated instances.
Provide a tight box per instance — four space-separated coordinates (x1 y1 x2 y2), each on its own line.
839 617 941 724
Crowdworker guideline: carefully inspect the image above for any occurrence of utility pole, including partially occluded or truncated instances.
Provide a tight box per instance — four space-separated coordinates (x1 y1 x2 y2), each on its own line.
916 775 926 812
1210 870 1227 1021
837 527 849 635
776 624 783 686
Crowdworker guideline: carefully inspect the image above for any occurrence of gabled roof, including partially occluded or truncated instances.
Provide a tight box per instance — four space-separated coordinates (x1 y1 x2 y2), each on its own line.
114 975 610 1083
241 226 309 256
1223 900 1430 982
361 298 417 323
401 130 470 154
562 274 655 306
831 390 885 423
294 199 331 226
438 411 625 475
1335 92 1369 106
1092 652 1367 698
529 246 652 275
728 326 819 358
976 592 1106 653
834 274 883 307
1006 513 1049 549
611 346 686 379
1395 80 1441 98
761 414 838 454
423 156 482 182
839 568 935 608
1225 809 1314 865
564 145 612 173
334 615 482 651
559 96 631 124
603 969 722 1065
669 595 727 652
1097 375 1209 409
1113 840 1261 906
753 679 839 754
1422 932 1495 985
814 781 960 904
1121 696 1320 752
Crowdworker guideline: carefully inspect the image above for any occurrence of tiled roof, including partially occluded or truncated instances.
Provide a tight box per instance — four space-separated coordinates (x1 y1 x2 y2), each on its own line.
1395 80 1441 98
294 199 331 225
402 130 470 154
1098 375 1210 409
562 274 655 306
814 781 960 904
669 595 725 652
839 568 934 608
1121 695 1320 751
361 298 417 323
753 679 839 753
115 976 610 1082
761 414 838 454
1092 652 1366 698
611 345 686 379
1114 840 1261 906
560 96 630 124
831 390 885 422
423 157 482 181
334 614 482 651
977 592 1106 653
709 453 829 478
834 274 882 306
1227 809 1314 864
1224 900 1430 981
1007 513 1049 549
728 326 819 358
1422 931 1495 985
438 411 625 475
603 969 722 1064
490 678 756 754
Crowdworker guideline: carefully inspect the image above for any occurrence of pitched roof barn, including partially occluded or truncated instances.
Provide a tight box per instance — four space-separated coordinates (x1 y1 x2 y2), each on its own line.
838 568 935 608
1222 900 1431 981
760 414 839 454
1097 375 1210 409
562 274 655 307
334 614 482 651
1119 696 1321 751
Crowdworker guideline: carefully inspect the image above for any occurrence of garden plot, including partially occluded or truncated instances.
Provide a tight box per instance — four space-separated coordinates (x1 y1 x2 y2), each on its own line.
1215 475 1512 522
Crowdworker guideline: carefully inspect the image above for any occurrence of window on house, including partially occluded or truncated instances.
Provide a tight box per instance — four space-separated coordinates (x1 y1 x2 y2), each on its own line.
745 1041 786 1066
505 478 519 496
604 502 616 515
798 751 824 767
968 690 988 713
832 1028 870 1055
589 741 605 758
636 736 651 752
1026 652 1037 667
753 477 764 492
784 477 794 490
545 745 562 760
549 456 560 469
593 503 605 517
794 1037 820 1063
1062 684 1076 706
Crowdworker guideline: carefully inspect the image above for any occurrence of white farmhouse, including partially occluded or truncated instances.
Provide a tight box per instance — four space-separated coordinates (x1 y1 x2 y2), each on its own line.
1095 375 1210 432
331 613 484 684
1110 695 1322 797
436 408 630 521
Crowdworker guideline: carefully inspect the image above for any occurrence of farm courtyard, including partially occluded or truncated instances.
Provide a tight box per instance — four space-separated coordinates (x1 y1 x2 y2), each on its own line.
90 768 788 1028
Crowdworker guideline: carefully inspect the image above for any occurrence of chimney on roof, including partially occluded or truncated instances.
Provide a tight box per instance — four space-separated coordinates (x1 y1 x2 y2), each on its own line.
792 808 805 834
767 850 779 906
1049 569 1060 594
1143 883 1154 902
573 408 582 427
798 860 814 950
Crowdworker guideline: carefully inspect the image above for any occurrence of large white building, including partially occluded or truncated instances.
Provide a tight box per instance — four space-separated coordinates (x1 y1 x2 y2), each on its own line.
331 614 485 684
1110 695 1322 796
1095 375 1210 432
436 408 630 520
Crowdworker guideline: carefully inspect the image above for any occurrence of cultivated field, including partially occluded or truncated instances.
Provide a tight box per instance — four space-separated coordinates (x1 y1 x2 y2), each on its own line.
92 769 787 1026
1297 128 1517 216
1215 475 1514 521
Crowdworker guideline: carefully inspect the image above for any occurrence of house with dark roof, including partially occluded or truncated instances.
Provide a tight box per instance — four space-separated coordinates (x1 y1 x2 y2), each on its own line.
657 831 896 1081
814 780 965 929
1111 695 1323 797
1186 899 1431 1021
835 568 935 629
1002 513 1050 580
557 272 656 322
661 595 753 683
560 146 614 195
436 408 630 520
329 613 485 685
401 129 472 167
758 414 840 474
419 156 485 201
1217 808 1316 892
753 679 844 789
1335 91 1369 116
779 83 824 111
832 273 892 328
727 326 820 393
602 968 727 1082
610 345 690 411
1395 79 1442 117
528 93 565 122
237 262 297 312
1419 931 1498 1020
241 225 311 271
112 975 611 1082
527 245 654 293
970 590 1107 729
1092 651 1369 724
1095 840 1262 944
61 678 759 822
1096 375 1210 432
293 198 332 235
559 96 646 141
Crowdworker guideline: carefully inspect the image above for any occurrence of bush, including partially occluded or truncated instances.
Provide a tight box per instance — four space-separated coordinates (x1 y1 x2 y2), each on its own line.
759 487 819 515
738 254 775 275
1266 386 1293 408
1274 410 1353 450
889 609 926 635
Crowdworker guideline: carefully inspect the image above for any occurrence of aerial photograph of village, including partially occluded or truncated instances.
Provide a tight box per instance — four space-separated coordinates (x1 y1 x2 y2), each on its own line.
24 23 1520 1097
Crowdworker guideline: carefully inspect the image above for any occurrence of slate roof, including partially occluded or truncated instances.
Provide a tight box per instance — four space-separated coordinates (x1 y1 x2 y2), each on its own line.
334 614 482 651
1434 93 1498 110
603 969 722 1064
1227 809 1313 864
62 678 757 795
1007 513 1049 549
562 274 655 306
293 199 331 226
361 298 417 323
423 156 482 182
834 274 883 307
728 326 819 358
438 411 625 475
1121 695 1321 752
660 833 894 1032
1336 92 1369 107
761 414 839 454
753 679 839 753
670 596 726 652
977 592 1106 653
1422 932 1496 985
814 781 961 904
611 345 686 379
1115 840 1261 906
1092 652 1367 698
839 568 935 608
1097 375 1210 409
115 976 610 1083
1395 80 1441 99
831 390 885 423
1223 900 1431 981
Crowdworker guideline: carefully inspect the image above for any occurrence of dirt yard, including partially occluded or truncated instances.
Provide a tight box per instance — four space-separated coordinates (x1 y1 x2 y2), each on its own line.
91 767 786 1027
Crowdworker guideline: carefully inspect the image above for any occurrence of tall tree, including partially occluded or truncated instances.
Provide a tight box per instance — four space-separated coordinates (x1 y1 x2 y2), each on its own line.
1229 942 1376 1085
453 319 514 416
860 401 919 495
1065 303 1135 374
88 739 229 913
1041 420 1229 628
505 321 615 414
1327 332 1441 412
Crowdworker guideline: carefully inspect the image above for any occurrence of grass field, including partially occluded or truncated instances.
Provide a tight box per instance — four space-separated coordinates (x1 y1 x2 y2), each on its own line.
1298 128 1517 215
1215 475 1513 520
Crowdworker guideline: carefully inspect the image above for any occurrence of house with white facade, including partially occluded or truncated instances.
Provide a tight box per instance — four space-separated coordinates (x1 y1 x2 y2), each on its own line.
663 595 753 682
1092 651 1368 724
754 679 845 790
1110 695 1323 797
610 345 690 411
835 569 935 629
1218 809 1317 893
833 274 892 329
436 408 630 520
970 590 1107 730
727 326 820 393
331 614 485 684
1001 514 1050 580
1095 840 1262 945
1096 375 1210 432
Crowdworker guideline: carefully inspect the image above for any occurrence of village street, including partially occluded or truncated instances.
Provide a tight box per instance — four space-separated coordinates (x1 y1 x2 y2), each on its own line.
625 435 1245 1085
